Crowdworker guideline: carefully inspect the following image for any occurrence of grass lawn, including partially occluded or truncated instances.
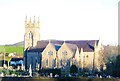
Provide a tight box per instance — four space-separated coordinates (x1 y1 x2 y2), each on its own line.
0 46 24 55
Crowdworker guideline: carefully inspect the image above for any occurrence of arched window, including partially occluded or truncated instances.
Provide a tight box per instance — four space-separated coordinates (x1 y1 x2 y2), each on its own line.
54 59 56 67
86 55 88 58
29 31 33 39
60 59 62 66
46 59 48 66
62 59 67 66
67 60 70 66
52 59 55 67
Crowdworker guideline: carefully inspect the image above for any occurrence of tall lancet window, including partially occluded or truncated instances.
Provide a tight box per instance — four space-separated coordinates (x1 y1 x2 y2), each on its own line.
60 59 62 66
48 51 53 67
53 59 56 67
29 31 33 39
46 59 48 66
62 50 67 66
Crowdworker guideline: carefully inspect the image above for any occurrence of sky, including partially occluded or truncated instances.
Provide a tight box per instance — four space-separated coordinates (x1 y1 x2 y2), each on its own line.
0 0 118 45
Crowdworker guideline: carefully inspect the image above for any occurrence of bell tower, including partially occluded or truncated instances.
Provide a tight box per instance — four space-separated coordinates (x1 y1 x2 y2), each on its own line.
24 16 40 49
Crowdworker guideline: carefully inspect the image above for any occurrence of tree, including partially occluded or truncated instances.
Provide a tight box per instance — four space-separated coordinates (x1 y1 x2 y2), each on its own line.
70 65 78 74
113 55 120 77
103 45 118 64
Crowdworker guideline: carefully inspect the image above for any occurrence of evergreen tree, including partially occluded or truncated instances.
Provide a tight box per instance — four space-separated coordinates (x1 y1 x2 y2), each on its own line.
70 65 78 74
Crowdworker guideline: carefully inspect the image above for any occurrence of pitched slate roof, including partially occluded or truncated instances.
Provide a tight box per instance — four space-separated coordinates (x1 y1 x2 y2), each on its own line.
65 40 99 52
55 45 61 51
26 40 63 52
65 43 78 53
27 48 45 52
27 40 99 52
36 40 64 48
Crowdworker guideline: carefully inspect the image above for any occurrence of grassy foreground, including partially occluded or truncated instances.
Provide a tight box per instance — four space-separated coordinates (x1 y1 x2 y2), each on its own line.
0 46 24 55
1 77 120 81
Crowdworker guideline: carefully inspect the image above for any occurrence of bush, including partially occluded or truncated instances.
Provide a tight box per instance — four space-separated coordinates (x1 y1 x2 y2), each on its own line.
70 65 78 74
39 68 61 76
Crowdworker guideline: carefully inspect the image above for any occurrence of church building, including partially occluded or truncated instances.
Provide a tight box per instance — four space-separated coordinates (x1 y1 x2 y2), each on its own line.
24 16 104 73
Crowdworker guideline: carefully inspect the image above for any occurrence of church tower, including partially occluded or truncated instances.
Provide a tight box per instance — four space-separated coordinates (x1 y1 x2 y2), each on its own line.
24 16 40 49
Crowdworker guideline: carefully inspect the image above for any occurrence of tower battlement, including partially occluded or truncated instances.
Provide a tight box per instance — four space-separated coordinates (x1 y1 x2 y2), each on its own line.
25 16 40 28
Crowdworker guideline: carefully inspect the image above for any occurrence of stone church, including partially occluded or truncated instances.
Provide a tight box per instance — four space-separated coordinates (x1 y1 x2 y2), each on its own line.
24 16 104 73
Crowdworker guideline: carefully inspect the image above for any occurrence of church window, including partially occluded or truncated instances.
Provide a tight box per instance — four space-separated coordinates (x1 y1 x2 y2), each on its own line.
86 55 88 58
48 51 53 56
67 60 70 66
29 32 33 39
60 59 62 66
62 50 67 57
54 59 56 67
52 59 55 67
46 59 48 66
62 59 67 66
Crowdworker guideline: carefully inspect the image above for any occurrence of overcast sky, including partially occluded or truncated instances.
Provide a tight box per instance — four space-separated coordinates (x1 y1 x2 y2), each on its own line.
0 0 118 45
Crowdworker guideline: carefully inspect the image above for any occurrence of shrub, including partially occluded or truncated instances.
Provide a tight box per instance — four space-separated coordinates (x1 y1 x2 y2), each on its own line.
70 65 78 74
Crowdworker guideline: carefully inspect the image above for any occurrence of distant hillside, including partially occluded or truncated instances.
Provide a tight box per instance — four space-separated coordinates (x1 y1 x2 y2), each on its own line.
3 41 24 47
0 41 24 55
12 41 24 46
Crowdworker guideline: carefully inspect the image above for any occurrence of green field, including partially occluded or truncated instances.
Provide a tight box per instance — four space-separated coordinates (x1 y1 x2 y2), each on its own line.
0 46 24 55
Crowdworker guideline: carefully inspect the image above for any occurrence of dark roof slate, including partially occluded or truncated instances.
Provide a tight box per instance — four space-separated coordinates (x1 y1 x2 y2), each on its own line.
27 48 45 52
36 40 64 48
65 40 98 52
55 45 61 51
27 40 99 52
65 43 78 53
